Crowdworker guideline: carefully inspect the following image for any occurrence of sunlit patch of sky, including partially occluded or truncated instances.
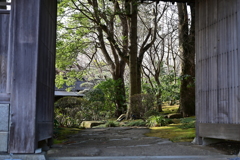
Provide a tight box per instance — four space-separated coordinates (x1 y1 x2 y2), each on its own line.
6 0 11 10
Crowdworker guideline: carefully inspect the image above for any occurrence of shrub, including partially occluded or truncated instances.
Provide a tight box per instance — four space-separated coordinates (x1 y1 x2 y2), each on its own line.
54 97 110 127
105 121 119 127
178 117 195 129
146 115 172 127
125 120 146 127
143 110 160 119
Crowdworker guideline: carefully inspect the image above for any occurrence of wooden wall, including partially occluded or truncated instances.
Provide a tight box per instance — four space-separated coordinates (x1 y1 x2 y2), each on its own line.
0 5 10 153
0 7 10 102
8 0 56 153
36 0 57 142
196 0 240 142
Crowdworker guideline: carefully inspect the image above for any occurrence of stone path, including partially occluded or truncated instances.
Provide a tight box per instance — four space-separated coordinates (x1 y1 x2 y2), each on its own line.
46 127 237 159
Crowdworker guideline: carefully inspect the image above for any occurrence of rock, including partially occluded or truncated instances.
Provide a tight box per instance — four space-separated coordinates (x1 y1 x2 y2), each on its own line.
80 121 104 128
117 114 126 122
167 113 183 119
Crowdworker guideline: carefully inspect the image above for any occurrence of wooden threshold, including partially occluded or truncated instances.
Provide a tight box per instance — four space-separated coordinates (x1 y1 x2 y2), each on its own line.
199 123 240 141
0 93 10 103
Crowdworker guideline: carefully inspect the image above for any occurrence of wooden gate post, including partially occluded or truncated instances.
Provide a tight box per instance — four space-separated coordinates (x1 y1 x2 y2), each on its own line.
8 0 57 153
0 9 10 152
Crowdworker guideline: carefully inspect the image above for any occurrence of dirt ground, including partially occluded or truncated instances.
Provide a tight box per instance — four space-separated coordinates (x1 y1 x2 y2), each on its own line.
47 127 234 157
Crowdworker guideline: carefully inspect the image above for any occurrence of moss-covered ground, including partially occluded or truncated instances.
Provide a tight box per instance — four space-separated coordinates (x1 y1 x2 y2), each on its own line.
53 127 82 144
145 125 195 142
146 104 196 142
54 104 196 144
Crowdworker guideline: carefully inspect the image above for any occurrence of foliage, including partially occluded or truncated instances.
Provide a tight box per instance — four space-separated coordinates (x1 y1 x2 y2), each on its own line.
142 69 180 110
125 120 146 127
84 88 105 102
94 79 126 114
54 97 109 127
178 117 196 129
130 93 155 118
104 121 119 127
143 110 161 119
160 71 180 104
56 0 95 88
146 115 172 127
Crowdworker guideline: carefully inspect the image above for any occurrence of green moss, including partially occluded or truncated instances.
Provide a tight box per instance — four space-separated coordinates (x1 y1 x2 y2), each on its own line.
54 127 82 144
145 124 195 142
161 104 179 114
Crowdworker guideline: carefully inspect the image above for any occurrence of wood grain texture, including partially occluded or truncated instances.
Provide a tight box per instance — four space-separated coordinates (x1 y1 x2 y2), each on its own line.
199 123 240 141
36 0 56 143
8 0 56 153
196 0 240 141
0 14 9 94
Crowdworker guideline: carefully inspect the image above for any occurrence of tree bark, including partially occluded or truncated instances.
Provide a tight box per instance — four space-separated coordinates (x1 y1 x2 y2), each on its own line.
113 60 127 117
127 0 139 118
177 3 195 117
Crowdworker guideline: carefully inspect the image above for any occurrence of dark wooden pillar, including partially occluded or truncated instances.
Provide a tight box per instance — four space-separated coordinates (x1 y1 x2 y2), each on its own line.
8 0 57 153
0 1 10 152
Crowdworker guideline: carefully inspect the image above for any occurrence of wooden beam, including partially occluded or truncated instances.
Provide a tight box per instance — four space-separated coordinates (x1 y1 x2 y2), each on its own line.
0 2 11 6
8 0 40 153
0 13 9 93
199 123 240 141
0 93 10 103
8 0 57 153
0 9 9 14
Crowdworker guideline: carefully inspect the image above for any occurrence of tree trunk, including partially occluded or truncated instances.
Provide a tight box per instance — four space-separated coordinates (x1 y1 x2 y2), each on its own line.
127 0 139 119
177 3 195 117
113 60 127 117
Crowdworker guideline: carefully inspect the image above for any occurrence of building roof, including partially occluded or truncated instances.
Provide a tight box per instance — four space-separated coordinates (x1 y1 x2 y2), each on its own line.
55 90 84 97
55 80 86 92
55 80 87 97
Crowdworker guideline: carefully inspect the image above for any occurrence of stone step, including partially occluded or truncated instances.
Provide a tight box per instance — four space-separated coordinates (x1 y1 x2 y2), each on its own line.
48 155 236 160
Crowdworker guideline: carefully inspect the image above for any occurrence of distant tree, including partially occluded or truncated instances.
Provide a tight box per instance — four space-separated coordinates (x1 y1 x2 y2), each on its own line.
142 3 180 112
57 0 161 118
177 2 195 117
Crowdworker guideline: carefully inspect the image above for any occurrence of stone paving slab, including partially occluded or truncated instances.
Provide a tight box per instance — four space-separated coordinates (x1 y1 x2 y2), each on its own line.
47 127 233 158
48 155 236 160
0 153 47 160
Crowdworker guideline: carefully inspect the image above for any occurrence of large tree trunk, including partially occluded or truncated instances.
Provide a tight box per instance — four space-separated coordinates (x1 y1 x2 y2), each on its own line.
177 3 195 117
127 0 139 119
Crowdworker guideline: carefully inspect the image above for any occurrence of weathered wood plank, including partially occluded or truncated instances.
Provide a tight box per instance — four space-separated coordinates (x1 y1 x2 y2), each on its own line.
0 9 9 14
0 2 11 6
0 14 9 93
0 93 10 103
195 0 201 144
199 123 240 141
8 0 40 153
237 0 240 123
37 122 53 141
8 0 56 153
